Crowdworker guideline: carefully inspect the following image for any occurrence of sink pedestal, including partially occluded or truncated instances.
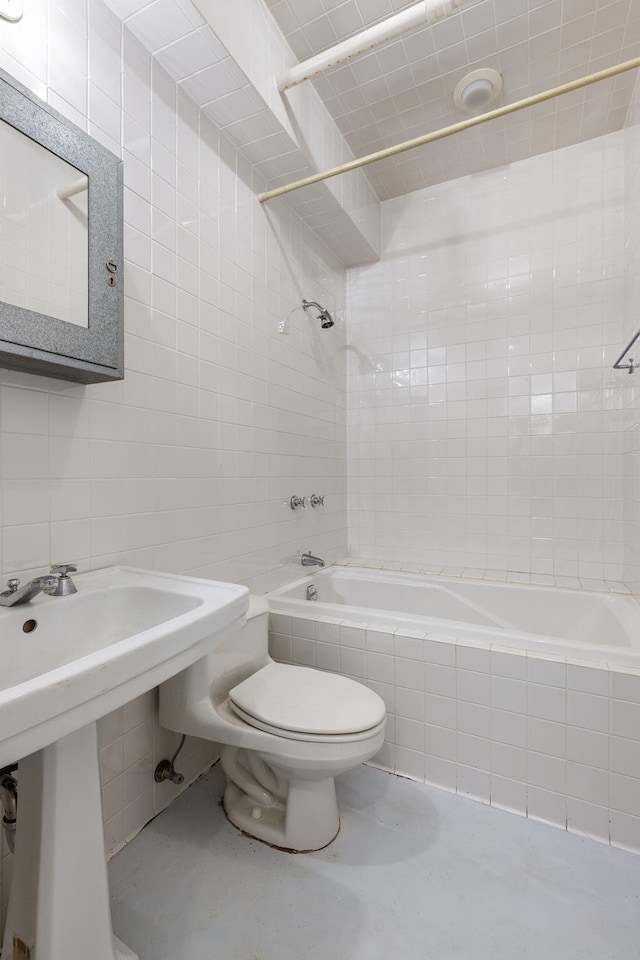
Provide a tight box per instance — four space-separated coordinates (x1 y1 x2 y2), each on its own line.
2 723 137 960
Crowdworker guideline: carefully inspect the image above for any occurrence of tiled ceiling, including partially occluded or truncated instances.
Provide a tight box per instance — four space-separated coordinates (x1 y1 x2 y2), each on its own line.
265 0 640 199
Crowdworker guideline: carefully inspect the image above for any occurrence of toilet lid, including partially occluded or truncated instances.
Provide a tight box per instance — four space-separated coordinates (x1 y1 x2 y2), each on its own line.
228 663 386 736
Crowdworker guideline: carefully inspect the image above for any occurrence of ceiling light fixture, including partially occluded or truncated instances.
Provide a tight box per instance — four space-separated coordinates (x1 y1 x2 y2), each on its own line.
453 68 503 112
0 0 23 21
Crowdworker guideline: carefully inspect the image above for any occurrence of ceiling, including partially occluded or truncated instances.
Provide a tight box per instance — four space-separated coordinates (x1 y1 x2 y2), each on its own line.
265 0 640 199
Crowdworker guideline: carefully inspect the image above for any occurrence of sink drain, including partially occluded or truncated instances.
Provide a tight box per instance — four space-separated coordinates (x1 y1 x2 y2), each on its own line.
22 619 37 633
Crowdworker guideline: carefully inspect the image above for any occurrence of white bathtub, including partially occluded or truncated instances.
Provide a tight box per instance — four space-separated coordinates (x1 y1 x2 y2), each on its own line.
268 567 640 666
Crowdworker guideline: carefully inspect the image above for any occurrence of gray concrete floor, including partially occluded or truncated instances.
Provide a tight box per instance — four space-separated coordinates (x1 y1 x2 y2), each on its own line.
109 764 640 960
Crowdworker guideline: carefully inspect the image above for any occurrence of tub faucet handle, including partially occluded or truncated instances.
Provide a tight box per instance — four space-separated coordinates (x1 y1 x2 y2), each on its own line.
290 495 306 510
6 578 20 593
310 494 324 507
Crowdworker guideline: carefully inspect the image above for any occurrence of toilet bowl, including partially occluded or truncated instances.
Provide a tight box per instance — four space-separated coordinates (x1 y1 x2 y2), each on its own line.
159 596 386 851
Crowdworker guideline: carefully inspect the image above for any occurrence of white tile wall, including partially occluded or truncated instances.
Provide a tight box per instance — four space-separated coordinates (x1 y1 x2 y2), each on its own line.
106 0 382 266
0 0 349 934
348 131 627 581
271 608 640 853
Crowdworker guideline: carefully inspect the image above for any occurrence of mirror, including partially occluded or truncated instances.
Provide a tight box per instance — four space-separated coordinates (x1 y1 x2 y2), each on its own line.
0 119 88 327
0 68 123 383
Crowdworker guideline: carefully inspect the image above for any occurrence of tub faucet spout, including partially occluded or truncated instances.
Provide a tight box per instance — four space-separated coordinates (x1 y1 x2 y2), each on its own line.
301 551 325 567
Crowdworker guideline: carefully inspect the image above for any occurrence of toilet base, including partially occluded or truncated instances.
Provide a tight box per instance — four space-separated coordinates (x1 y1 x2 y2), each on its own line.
223 776 340 852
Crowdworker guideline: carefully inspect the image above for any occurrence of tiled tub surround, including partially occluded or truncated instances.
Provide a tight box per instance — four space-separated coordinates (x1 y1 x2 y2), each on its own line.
347 130 627 581
269 567 640 855
333 554 633 594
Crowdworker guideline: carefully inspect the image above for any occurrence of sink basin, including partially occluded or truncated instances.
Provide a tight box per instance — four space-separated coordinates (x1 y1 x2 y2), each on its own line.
1 566 249 960
0 566 248 768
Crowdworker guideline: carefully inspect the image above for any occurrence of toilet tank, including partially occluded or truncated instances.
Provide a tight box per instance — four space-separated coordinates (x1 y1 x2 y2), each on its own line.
205 595 270 704
159 595 270 730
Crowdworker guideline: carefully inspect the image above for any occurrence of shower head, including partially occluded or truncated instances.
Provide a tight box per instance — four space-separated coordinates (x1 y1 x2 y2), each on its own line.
302 299 335 329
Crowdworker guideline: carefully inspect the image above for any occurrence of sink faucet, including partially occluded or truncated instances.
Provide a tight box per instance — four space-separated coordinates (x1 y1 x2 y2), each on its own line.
0 563 78 606
301 551 325 568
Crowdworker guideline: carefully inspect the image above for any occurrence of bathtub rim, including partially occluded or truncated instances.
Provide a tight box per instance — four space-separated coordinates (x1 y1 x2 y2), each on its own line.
267 565 640 670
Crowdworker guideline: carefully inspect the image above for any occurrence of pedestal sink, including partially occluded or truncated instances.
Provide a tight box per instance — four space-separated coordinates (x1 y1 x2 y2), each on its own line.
0 566 249 960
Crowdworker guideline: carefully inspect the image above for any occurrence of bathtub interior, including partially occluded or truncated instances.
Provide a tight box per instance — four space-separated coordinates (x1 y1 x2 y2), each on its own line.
270 568 639 651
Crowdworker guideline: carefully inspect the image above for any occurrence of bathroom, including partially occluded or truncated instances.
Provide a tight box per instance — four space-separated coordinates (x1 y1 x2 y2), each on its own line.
0 0 639 956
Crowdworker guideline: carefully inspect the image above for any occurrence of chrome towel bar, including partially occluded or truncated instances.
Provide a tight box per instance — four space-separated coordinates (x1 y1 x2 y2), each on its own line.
613 329 640 374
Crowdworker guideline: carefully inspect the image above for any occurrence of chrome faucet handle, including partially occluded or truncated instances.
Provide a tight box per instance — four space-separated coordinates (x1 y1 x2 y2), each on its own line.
290 495 306 510
49 564 77 597
310 494 324 507
6 578 20 593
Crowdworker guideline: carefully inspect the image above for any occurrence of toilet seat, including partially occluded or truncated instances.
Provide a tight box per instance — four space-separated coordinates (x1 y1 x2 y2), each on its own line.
228 663 386 742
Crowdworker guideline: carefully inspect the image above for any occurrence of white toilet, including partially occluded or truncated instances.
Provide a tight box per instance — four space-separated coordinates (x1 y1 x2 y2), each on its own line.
159 596 386 851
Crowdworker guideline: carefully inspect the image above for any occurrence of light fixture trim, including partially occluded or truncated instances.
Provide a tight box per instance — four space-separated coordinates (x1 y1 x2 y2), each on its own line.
453 68 503 112
0 0 23 21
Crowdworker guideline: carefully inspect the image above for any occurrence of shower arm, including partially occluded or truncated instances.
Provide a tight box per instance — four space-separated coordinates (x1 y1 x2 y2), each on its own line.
302 300 324 316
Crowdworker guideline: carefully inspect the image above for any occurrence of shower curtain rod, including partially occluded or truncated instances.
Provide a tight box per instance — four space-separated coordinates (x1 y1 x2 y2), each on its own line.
259 56 640 204
278 0 468 91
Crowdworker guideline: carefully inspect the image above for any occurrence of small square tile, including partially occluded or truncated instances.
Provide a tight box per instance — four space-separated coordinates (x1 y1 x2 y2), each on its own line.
567 726 609 769
395 747 425 782
567 798 610 845
527 786 567 829
528 683 566 723
566 761 609 807
395 717 425 752
395 656 425 691
425 723 456 762
567 691 609 733
366 628 394 653
457 669 491 705
611 671 640 703
567 664 609 696
423 638 456 665
491 775 527 815
611 773 640 817
610 811 640 854
611 699 640 741
490 647 527 679
424 755 456 792
457 765 490 803
457 644 491 673
527 655 566 688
